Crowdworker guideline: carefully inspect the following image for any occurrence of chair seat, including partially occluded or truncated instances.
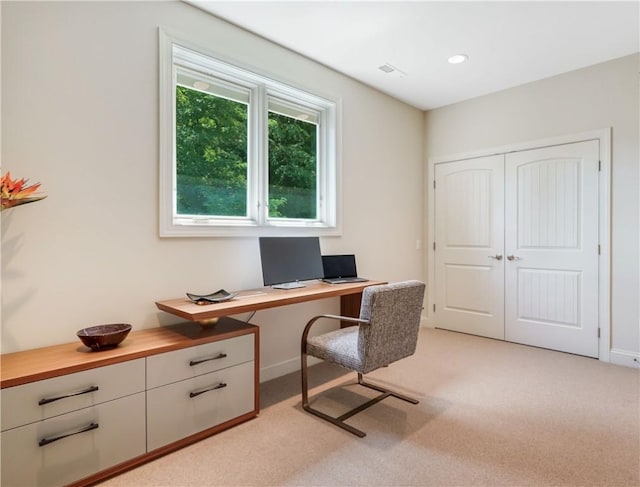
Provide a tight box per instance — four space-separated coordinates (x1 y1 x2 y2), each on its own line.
307 327 363 372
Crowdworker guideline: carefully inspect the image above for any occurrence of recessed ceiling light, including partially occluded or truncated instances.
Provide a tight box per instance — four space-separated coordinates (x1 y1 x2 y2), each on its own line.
448 54 468 64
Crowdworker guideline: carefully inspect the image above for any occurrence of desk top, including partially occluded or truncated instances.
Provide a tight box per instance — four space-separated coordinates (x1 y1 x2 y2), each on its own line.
155 280 385 322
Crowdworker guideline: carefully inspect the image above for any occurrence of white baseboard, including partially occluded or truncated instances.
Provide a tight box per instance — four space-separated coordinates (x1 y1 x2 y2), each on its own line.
421 316 435 328
260 355 323 383
418 321 638 369
609 348 640 368
260 332 640 382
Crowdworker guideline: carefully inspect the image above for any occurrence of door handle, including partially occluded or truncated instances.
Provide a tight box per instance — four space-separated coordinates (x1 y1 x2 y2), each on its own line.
507 255 521 261
488 255 503 261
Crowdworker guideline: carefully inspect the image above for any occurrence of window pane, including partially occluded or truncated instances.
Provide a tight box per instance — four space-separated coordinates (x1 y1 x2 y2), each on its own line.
268 111 318 219
175 84 248 217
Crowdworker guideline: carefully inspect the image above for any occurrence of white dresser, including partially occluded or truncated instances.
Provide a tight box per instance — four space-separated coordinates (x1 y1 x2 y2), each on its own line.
1 318 259 486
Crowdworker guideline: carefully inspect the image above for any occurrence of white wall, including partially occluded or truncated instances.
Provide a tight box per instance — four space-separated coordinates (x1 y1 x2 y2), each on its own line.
0 1 425 379
424 54 640 365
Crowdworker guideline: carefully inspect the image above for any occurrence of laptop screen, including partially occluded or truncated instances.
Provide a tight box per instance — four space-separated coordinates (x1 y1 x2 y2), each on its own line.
322 254 358 279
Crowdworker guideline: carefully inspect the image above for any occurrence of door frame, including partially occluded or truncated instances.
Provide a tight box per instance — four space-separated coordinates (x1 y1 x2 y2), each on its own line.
425 128 611 362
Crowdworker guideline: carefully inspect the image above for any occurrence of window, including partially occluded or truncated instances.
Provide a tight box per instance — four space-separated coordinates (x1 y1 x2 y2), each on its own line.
159 31 339 237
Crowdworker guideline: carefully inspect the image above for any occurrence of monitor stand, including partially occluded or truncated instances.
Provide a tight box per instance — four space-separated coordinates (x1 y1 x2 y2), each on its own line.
272 281 306 290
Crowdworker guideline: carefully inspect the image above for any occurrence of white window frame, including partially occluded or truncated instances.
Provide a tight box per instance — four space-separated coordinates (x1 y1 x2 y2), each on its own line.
159 29 340 237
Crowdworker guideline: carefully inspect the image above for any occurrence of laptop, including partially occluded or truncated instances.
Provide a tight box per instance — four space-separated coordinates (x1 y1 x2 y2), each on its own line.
321 254 369 284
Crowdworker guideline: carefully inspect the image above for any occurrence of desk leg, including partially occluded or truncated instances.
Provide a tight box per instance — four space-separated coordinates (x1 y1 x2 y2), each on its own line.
340 293 362 327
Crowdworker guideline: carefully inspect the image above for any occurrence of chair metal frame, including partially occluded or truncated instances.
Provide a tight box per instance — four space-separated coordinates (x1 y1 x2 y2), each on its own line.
301 314 419 438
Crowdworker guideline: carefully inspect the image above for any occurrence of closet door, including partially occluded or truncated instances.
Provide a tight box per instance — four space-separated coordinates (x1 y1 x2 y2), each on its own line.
434 155 505 339
504 140 599 357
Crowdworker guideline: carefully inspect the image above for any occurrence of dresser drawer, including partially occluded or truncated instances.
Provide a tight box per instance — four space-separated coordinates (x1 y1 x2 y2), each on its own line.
1 359 145 432
146 360 255 451
1 392 146 487
146 333 254 389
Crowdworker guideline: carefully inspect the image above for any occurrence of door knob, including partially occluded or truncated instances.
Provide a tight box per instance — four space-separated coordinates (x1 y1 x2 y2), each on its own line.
507 255 521 261
488 254 503 260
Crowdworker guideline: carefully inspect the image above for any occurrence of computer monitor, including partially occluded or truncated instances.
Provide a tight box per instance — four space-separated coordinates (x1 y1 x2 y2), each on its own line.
258 237 325 289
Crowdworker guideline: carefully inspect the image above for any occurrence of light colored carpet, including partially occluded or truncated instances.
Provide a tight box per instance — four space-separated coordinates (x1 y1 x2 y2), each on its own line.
101 328 640 486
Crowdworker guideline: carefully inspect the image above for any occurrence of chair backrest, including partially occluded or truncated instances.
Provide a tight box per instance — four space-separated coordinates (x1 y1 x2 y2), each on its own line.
357 280 426 374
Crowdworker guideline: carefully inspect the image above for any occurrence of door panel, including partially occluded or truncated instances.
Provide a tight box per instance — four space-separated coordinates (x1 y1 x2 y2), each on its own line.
435 155 505 340
505 140 599 357
442 264 495 315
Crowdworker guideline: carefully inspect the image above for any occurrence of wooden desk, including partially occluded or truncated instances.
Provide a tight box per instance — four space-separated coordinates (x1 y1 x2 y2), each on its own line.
155 280 385 322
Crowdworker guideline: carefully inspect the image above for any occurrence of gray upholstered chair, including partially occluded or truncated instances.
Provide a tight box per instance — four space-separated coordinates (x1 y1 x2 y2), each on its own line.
300 280 426 437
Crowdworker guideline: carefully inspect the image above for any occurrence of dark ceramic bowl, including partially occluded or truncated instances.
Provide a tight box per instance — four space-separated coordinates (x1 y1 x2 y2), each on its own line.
77 324 132 351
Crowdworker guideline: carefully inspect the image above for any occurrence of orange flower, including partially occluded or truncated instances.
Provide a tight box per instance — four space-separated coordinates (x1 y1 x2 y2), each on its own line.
1 172 47 210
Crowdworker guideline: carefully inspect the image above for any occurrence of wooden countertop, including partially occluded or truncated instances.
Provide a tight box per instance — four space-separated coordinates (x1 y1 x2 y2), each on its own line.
1 318 258 389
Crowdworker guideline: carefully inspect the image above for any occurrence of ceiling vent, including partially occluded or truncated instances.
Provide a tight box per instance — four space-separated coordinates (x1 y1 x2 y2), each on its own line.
378 63 407 78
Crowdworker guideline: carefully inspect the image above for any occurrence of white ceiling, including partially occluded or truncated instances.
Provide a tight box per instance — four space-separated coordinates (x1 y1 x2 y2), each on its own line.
188 1 639 110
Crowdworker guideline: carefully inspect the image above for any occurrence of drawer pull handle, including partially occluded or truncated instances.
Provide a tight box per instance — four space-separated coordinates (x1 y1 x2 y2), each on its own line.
189 382 227 398
38 422 99 447
38 385 99 406
189 353 227 366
